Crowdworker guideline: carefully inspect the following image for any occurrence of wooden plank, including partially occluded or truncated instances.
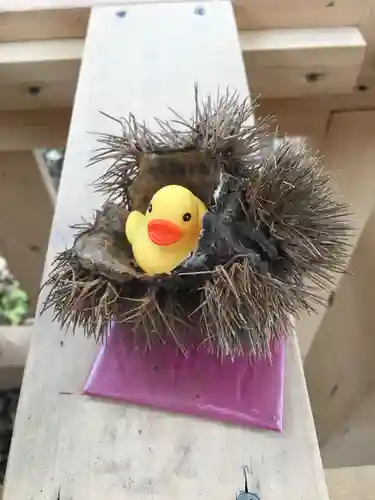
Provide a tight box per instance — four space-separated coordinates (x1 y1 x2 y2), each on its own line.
250 67 361 100
0 28 365 110
242 28 366 97
0 0 372 28
4 0 218 9
0 81 76 110
325 466 375 500
304 115 375 444
305 233 375 444
255 99 331 357
295 110 375 359
238 0 375 101
356 9 375 91
256 98 330 151
0 39 80 110
242 28 365 66
0 8 89 42
257 92 375 118
3 76 375 114
3 3 328 499
234 0 373 30
0 39 82 85
252 108 375 361
1 1 373 111
1 0 375 100
322 386 375 468
0 109 71 150
0 152 54 313
240 1 375 102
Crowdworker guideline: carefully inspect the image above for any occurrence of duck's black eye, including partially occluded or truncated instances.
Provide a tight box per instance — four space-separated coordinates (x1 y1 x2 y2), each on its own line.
183 212 192 222
148 204 152 213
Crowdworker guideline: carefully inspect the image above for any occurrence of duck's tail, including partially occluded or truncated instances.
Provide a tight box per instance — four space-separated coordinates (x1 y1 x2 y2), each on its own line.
125 211 144 245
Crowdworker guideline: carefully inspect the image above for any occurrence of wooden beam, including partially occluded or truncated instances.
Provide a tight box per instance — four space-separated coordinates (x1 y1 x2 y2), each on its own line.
242 28 366 98
255 99 330 357
0 28 366 110
0 81 76 110
0 109 71 150
258 92 375 119
322 386 375 468
0 39 82 85
325 465 375 500
2 80 375 121
0 0 166 9
0 39 80 110
295 110 375 358
256 98 330 151
234 0 373 30
1 0 374 97
3 3 328 499
305 154 375 446
0 151 54 313
254 106 375 357
0 8 89 42
0 0 372 30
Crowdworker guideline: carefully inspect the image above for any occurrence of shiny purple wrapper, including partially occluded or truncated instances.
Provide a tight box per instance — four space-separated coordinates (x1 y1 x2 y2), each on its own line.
83 322 286 432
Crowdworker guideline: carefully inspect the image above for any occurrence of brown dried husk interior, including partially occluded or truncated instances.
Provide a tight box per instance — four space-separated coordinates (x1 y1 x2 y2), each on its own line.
43 203 206 351
42 90 353 359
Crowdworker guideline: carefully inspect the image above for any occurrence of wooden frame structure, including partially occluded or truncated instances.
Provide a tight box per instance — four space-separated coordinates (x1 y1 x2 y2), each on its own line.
1 1 375 498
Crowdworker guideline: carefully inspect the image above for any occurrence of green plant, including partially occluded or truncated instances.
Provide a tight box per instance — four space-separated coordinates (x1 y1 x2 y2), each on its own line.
0 287 29 326
0 257 29 326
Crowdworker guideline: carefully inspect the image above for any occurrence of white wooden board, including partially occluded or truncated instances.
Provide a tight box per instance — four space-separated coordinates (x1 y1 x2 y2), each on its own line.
3 3 328 499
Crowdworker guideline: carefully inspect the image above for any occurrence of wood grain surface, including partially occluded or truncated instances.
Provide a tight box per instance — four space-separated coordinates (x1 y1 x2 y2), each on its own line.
0 151 54 312
304 111 375 446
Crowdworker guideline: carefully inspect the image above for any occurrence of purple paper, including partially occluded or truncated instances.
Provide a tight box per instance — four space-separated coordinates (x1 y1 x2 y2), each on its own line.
84 323 286 432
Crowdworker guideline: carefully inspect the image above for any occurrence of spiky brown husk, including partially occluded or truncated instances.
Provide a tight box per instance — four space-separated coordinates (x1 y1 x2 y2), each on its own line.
196 139 352 357
42 204 204 350
90 87 268 210
42 89 352 359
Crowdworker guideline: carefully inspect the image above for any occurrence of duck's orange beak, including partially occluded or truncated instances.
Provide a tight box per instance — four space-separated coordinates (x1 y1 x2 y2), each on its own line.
148 219 183 246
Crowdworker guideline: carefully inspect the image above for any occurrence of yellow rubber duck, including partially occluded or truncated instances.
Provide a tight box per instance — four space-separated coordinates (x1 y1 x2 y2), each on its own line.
125 185 207 275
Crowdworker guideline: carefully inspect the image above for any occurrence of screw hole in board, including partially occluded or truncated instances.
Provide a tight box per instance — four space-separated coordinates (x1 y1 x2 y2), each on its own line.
305 72 324 83
194 6 205 15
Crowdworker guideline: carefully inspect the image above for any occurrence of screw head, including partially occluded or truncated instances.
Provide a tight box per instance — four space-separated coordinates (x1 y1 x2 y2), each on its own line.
237 493 260 500
194 6 205 15
357 84 369 92
116 10 127 18
305 72 324 83
28 85 42 95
